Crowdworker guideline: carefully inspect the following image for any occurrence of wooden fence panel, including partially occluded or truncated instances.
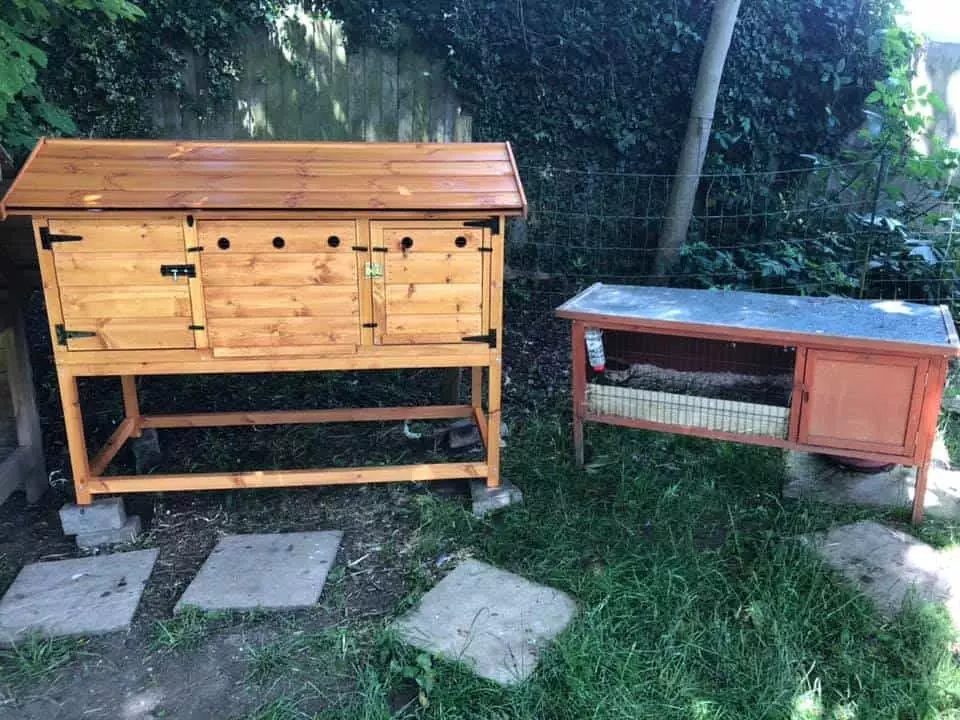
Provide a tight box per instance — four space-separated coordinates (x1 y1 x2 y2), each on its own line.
153 9 471 143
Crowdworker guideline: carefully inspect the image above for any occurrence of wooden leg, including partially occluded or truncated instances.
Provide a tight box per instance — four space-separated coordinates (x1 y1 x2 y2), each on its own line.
58 369 92 505
471 367 483 410
572 321 586 466
120 375 142 437
912 460 929 525
485 356 502 489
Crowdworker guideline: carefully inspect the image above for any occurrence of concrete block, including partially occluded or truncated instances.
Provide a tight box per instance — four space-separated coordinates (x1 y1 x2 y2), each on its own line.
175 531 342 613
59 497 126 536
807 521 960 626
783 443 960 520
394 559 577 685
76 516 142 550
0 549 158 643
471 480 523 517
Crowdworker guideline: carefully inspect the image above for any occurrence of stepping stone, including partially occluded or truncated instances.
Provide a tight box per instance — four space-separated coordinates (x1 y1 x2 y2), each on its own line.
808 521 960 626
784 441 960 520
176 531 342 613
0 549 158 643
394 559 576 685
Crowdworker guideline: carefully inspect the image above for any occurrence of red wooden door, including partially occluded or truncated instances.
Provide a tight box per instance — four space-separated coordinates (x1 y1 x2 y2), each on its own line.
798 349 928 457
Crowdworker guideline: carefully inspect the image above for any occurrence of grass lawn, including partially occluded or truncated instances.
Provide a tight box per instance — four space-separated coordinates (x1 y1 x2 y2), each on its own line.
230 404 960 720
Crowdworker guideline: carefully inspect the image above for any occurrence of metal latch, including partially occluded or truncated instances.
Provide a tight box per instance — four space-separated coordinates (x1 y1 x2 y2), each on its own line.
55 324 97 346
462 329 497 348
160 264 196 281
39 227 83 250
365 262 383 279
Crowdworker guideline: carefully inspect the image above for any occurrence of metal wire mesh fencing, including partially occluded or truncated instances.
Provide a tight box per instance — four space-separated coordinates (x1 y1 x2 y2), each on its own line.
511 157 960 308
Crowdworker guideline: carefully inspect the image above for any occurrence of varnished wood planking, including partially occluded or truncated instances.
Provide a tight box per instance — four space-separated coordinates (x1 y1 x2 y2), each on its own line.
36 160 514 177
8 190 523 212
207 316 360 346
60 286 192 318
199 221 356 253
205 286 359 318
385 252 482 284
63 318 195 350
381 227 482 252
28 173 520 194
385 314 481 336
47 219 183 252
384 284 482 315
202 253 356 286
55 252 189 286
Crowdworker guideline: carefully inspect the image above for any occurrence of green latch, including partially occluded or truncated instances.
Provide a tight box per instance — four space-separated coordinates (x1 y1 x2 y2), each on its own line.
365 262 383 279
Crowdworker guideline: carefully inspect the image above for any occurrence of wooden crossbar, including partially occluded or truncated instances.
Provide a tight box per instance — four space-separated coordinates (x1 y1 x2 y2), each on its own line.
139 404 475 429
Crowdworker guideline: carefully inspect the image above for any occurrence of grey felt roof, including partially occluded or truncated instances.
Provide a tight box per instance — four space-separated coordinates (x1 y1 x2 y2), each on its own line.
556 284 959 350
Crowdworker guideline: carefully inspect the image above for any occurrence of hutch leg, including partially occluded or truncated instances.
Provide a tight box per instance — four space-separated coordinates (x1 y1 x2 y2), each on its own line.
912 461 930 525
120 376 142 438
485 357 502 489
571 321 586 466
910 357 949 525
471 367 483 410
58 369 93 505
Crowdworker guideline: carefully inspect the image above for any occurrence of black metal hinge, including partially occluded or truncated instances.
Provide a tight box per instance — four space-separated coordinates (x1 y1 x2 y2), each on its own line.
478 247 493 253
160 264 196 279
188 324 205 331
372 246 388 252
462 329 497 348
55 324 96 346
362 322 378 328
464 217 500 234
352 245 368 252
186 246 204 253
39 227 83 250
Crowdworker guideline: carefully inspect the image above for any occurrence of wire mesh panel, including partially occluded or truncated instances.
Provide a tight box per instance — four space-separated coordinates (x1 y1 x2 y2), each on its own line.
586 331 796 440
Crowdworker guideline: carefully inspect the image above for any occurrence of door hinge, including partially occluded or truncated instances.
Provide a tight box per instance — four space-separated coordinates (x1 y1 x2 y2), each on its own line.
55 324 96 346
462 329 497 348
478 247 494 253
372 246 388 253
160 264 196 280
188 324 205 331
362 322 378 328
39 227 83 250
352 245 368 252
186 246 204 253
364 262 383 279
464 217 500 234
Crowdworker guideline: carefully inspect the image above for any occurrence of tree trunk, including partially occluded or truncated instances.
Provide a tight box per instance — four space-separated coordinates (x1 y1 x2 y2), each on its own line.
654 0 742 276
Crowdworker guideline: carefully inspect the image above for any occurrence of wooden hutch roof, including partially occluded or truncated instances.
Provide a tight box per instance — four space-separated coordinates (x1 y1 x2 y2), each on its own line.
0 138 527 218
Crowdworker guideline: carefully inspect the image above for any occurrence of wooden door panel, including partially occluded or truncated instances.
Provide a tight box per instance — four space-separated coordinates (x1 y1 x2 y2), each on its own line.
370 221 488 346
48 218 197 351
799 350 927 455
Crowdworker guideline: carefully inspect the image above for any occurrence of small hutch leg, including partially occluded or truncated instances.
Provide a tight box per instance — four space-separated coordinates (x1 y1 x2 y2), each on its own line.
911 357 949 524
485 356 503 488
571 321 586 466
120 376 142 438
471 367 483 409
58 369 92 505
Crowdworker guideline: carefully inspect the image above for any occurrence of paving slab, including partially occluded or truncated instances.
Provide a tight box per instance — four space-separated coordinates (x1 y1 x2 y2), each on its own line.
808 521 960 626
0 549 158 643
784 440 960 520
175 531 342 613
394 559 577 685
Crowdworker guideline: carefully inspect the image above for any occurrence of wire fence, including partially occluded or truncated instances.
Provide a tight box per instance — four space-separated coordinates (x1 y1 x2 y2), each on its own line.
510 157 960 309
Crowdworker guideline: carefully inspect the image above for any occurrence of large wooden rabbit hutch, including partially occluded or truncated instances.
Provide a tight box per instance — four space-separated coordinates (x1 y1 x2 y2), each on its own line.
557 284 960 523
0 138 525 504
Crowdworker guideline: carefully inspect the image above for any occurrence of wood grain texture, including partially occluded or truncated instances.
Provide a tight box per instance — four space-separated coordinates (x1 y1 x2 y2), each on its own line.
2 139 527 215
385 253 482 284
384 284 482 315
54 252 189 287
60 286 191 318
202 253 356 286
141 404 474 428
207 316 360 347
47 218 183 251
198 221 356 253
381 227 482 252
205 286 358 318
64 318 195 351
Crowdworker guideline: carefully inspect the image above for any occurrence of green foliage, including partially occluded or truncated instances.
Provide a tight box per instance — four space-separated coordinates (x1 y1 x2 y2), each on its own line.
0 0 143 157
325 0 899 173
39 0 279 146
